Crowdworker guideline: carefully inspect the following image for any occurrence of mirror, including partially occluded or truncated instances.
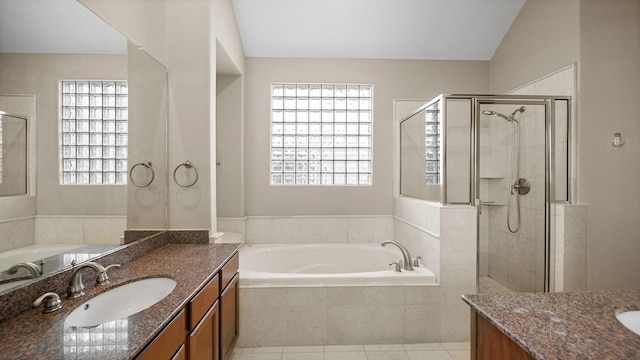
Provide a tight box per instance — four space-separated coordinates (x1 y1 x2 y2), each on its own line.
0 1 168 294
0 112 28 196
400 98 442 202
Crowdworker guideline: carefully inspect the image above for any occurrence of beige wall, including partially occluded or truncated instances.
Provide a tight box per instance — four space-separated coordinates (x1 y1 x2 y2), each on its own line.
165 0 214 230
127 43 169 230
490 0 640 290
216 75 244 217
489 0 580 93
244 58 489 216
81 0 246 233
0 53 127 216
579 0 640 289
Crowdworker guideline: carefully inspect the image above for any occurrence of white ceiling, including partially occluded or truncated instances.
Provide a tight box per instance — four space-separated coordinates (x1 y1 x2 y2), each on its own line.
232 0 526 60
0 0 126 54
0 0 525 61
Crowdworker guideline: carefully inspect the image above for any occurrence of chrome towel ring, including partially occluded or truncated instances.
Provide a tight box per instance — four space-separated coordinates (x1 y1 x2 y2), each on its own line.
129 161 155 187
173 160 198 188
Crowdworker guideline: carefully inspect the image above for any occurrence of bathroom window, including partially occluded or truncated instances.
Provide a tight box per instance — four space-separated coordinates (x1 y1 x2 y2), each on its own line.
270 83 373 185
60 80 128 185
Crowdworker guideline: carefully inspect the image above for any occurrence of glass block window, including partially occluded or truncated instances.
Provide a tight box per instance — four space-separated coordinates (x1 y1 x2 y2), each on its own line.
425 100 441 184
270 83 373 185
61 81 128 185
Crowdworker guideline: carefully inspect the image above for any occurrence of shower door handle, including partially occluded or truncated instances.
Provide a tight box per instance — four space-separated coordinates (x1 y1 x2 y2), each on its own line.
476 199 482 216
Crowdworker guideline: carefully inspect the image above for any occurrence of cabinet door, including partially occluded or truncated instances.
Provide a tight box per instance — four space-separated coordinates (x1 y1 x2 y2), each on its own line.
220 273 239 360
189 300 220 360
172 345 187 360
137 309 187 360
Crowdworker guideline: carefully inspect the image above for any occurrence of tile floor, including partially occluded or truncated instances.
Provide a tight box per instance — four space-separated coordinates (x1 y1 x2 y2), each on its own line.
478 276 513 294
232 342 470 360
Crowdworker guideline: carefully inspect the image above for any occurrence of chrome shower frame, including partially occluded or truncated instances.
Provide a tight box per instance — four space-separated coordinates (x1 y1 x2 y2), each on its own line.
436 94 572 293
476 95 571 293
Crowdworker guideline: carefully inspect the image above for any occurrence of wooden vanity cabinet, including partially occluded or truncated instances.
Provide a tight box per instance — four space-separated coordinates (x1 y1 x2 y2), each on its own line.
470 310 534 360
220 254 239 360
137 309 187 360
135 251 239 360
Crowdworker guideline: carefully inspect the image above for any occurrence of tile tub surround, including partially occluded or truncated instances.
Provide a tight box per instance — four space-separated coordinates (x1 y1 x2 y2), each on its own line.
462 290 640 359
0 241 241 359
238 285 444 347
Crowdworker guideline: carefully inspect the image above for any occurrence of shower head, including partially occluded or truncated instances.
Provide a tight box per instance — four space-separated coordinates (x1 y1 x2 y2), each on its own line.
482 106 525 122
482 110 511 121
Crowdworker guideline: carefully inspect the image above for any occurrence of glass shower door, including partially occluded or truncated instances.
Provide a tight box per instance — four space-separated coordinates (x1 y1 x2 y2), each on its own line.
477 101 547 293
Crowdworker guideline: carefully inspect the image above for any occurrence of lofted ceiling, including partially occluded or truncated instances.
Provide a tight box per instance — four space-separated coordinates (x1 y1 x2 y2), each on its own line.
0 0 126 54
0 0 525 61
232 0 526 60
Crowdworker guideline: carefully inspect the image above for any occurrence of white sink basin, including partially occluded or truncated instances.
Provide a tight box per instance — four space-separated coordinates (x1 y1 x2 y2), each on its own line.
616 310 640 336
66 277 176 328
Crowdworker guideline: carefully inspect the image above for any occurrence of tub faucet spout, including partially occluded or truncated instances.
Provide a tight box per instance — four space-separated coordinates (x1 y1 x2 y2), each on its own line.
381 241 414 271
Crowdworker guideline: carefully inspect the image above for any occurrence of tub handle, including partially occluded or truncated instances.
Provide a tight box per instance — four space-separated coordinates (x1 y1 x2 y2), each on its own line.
389 261 402 273
413 256 423 268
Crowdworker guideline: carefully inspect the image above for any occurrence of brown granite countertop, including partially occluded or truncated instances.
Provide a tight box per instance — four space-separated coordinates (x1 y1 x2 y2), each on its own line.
462 290 640 359
0 242 241 360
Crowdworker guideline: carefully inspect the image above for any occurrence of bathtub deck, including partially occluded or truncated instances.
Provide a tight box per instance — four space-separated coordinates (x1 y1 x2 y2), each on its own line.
233 342 470 360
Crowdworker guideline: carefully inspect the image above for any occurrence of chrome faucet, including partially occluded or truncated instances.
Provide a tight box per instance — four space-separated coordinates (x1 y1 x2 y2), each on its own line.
381 240 414 271
67 262 120 298
8 262 43 278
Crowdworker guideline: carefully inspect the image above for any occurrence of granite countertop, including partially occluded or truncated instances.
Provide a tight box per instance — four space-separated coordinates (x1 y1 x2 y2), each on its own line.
462 290 640 359
0 242 241 360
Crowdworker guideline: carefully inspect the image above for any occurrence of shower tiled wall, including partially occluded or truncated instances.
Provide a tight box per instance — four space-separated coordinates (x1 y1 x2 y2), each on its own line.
553 204 587 291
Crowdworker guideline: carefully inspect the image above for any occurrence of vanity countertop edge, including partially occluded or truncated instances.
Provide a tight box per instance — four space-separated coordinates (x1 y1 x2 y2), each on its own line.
0 242 242 360
462 290 640 360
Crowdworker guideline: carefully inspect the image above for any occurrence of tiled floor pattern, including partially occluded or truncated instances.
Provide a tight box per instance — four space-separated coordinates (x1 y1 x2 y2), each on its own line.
232 342 470 360
479 276 513 294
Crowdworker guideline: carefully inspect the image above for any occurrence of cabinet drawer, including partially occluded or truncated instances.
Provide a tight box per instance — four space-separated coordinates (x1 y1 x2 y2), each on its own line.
137 309 187 360
220 252 239 291
189 273 219 331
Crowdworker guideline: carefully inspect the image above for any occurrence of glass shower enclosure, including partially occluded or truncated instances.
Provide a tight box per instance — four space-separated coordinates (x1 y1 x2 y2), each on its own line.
399 95 571 293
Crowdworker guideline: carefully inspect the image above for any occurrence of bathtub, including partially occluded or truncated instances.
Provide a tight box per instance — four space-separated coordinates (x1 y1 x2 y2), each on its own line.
0 244 85 272
239 243 437 287
238 243 441 347
0 244 85 292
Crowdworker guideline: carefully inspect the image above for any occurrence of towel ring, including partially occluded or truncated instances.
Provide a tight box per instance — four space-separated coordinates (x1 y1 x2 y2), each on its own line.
173 160 198 188
129 161 155 187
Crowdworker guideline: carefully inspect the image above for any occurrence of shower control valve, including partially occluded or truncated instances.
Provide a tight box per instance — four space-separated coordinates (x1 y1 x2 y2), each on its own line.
511 178 531 196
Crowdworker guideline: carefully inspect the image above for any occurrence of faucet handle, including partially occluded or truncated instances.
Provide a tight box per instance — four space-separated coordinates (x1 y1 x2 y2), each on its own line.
33 292 62 313
413 256 423 267
96 264 121 285
389 261 402 273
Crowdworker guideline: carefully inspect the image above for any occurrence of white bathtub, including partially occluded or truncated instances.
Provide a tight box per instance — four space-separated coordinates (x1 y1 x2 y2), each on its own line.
0 244 85 292
0 244 84 272
239 243 437 287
